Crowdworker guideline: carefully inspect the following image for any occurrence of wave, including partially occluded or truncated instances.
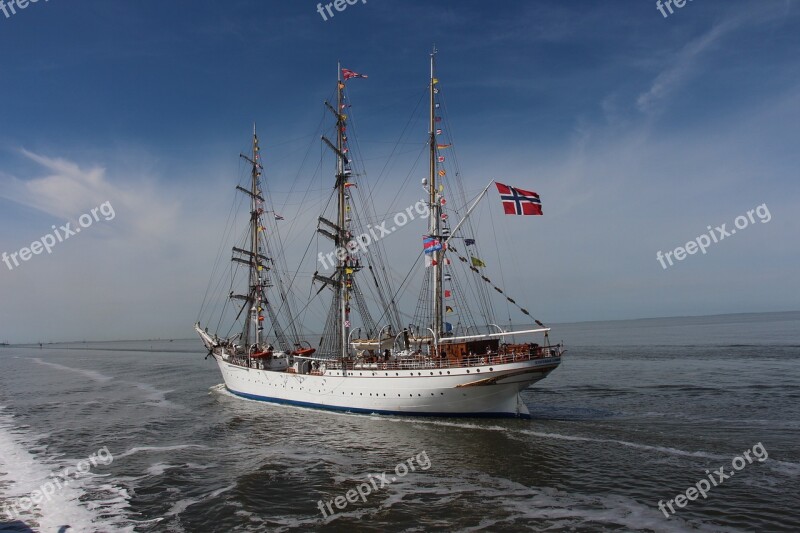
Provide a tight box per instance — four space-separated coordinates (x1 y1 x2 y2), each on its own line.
0 406 132 532
30 358 113 382
116 444 209 460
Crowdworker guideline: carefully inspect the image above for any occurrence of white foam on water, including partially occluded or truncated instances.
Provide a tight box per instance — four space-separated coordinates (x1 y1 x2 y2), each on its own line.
31 358 114 383
144 461 216 478
163 483 236 518
390 417 738 462
0 406 133 531
116 444 209 460
122 381 182 409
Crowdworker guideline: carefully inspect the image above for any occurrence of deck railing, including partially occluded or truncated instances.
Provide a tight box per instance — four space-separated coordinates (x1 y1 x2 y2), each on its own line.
320 344 563 372
224 344 563 372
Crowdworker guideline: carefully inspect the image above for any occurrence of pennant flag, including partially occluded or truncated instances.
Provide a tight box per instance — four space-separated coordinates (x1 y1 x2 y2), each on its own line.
345 267 354 274
437 156 445 163
342 68 368 80
465 238 476 246
425 255 438 267
495 182 543 216
444 290 452 298
274 214 284 221
423 236 443 254
434 88 439 94
438 184 444 192
435 116 442 123
437 144 452 149
471 256 486 268
440 198 446 206
441 213 448 220
445 306 454 313
438 169 446 177
432 78 439 85
344 182 357 188
436 128 443 135
435 103 440 109
258 225 266 232
444 274 452 281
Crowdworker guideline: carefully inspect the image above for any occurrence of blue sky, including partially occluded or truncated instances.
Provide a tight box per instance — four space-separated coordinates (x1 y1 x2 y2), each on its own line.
1 0 799 342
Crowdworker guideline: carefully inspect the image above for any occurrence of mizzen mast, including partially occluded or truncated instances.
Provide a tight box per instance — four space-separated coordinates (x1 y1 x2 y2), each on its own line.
429 47 444 343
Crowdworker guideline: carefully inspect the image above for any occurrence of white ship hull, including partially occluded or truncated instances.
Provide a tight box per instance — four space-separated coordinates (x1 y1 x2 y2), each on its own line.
213 354 560 418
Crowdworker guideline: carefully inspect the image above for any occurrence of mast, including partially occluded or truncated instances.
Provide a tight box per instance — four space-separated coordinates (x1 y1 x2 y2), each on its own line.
337 63 350 360
249 124 262 350
429 47 443 342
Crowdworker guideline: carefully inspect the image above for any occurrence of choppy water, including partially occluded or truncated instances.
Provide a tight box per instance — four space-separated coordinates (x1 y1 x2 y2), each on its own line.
0 312 798 532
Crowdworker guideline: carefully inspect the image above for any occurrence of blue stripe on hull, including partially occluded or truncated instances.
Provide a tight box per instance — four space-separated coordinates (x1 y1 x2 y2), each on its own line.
225 387 531 419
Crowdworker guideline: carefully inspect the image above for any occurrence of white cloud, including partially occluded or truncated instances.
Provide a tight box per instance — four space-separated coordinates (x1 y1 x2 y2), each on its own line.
0 149 180 241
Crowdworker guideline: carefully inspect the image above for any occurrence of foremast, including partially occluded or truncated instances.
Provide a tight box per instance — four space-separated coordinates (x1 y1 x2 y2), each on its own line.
237 126 268 352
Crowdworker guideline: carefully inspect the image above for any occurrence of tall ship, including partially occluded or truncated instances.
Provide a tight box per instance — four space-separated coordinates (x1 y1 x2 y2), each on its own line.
195 50 563 417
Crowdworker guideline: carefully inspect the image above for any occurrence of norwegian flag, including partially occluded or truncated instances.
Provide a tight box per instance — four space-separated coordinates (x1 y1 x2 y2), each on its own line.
495 182 543 216
342 68 368 80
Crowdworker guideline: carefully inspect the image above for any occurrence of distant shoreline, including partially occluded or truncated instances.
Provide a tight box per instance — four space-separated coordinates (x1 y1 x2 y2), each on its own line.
2 310 798 347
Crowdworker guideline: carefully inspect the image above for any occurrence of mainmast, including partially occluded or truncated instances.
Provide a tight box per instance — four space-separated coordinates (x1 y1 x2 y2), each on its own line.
429 47 443 342
336 64 350 360
249 125 263 349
